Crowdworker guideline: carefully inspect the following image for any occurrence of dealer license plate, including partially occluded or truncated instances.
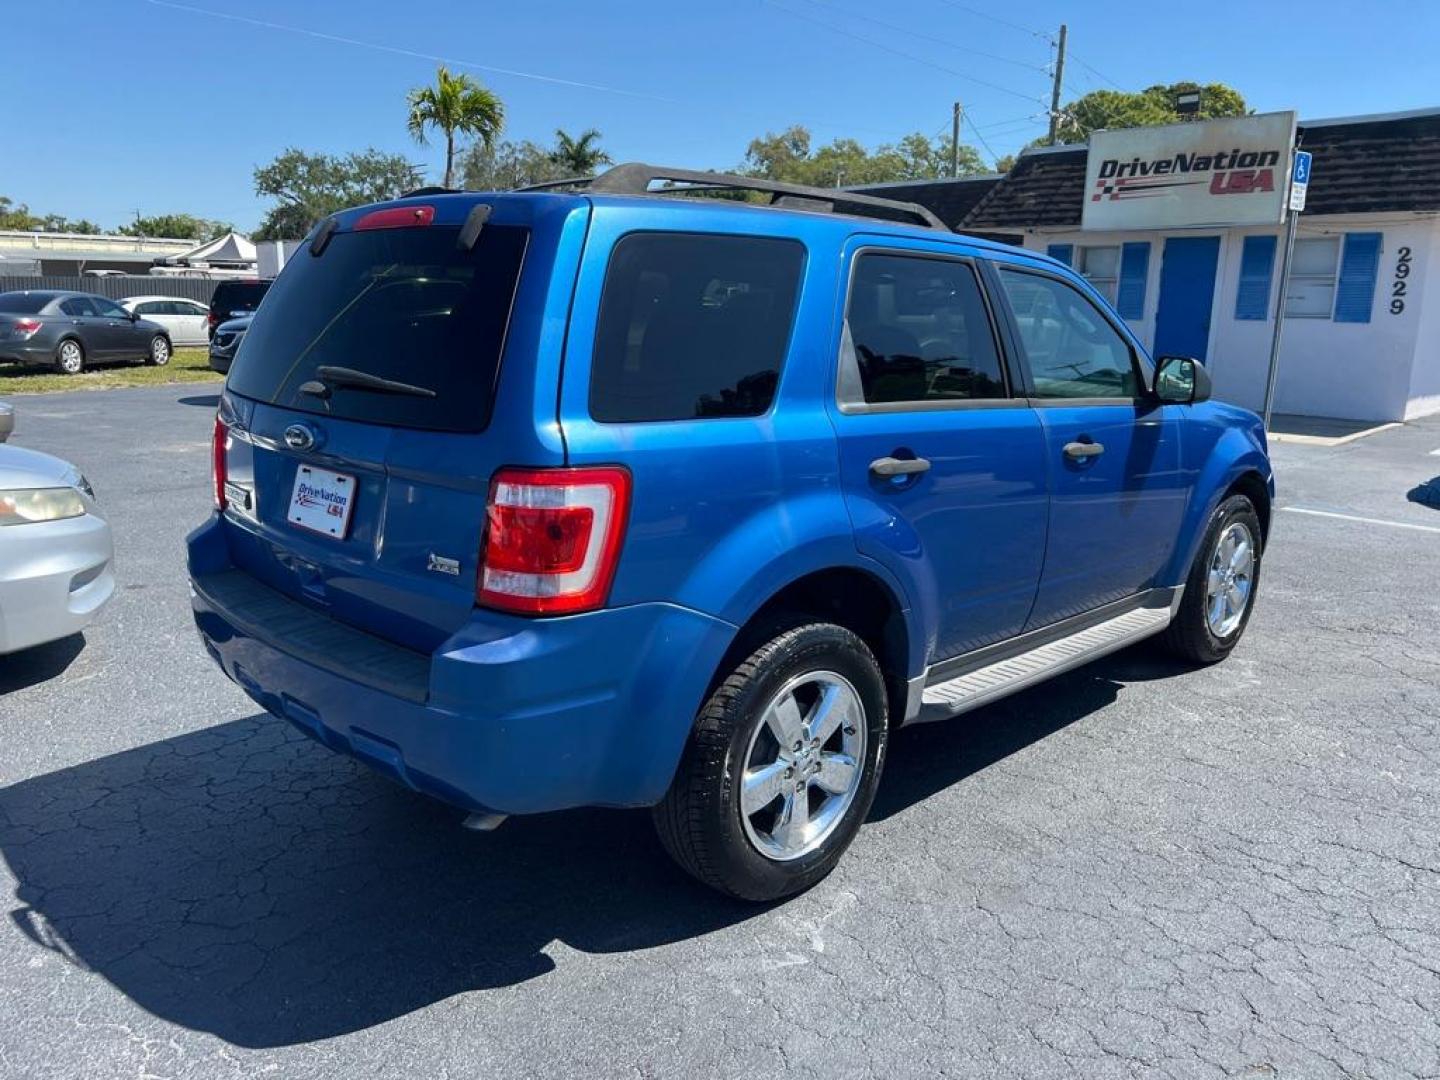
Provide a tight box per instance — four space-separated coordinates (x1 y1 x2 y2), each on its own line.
287 465 356 539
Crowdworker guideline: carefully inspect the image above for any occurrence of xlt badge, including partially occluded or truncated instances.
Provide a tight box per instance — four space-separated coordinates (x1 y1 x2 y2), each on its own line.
427 553 461 576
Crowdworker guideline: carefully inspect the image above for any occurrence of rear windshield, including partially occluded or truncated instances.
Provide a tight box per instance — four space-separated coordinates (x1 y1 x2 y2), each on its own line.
0 293 51 314
227 223 528 431
211 281 270 316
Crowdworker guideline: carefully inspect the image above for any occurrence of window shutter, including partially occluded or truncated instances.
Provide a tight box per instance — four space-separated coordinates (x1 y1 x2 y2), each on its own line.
1116 242 1150 320
1234 235 1277 321
1046 243 1073 266
1334 232 1382 323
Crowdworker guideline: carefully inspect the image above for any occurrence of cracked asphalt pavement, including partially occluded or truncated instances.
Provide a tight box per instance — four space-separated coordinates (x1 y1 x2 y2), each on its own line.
1 386 1438 1079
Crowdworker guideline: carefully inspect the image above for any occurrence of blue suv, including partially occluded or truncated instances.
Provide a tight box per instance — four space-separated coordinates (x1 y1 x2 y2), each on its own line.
189 164 1272 900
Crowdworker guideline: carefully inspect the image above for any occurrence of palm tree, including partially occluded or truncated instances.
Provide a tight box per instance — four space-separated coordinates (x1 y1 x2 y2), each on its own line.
407 66 505 189
550 128 611 176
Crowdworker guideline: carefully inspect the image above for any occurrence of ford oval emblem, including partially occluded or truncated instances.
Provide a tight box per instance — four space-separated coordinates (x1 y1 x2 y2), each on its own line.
283 423 317 452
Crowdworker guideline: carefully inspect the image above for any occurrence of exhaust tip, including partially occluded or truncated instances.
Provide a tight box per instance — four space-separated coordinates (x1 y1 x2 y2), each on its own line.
461 811 509 832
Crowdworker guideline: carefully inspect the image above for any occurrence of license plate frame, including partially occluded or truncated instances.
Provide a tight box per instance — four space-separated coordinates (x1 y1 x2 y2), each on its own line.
286 465 357 539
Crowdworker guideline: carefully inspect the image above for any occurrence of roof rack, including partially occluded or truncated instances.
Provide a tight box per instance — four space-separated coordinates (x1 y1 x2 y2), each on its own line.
516 162 950 231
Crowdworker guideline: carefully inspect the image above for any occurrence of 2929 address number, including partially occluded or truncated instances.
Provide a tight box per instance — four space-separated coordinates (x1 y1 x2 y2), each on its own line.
1390 246 1412 315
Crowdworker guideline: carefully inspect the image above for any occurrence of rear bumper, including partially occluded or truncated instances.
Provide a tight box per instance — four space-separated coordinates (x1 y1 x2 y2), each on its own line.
187 516 736 815
207 350 232 374
0 512 115 653
0 342 54 366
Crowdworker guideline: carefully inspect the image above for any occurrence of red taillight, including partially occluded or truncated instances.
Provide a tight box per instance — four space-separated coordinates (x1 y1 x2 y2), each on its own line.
354 204 435 231
212 415 228 511
208 311 219 328
12 318 41 338
477 466 631 615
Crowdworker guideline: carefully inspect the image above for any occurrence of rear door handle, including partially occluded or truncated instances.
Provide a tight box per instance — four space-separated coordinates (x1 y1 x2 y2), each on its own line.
869 456 931 477
1063 440 1105 460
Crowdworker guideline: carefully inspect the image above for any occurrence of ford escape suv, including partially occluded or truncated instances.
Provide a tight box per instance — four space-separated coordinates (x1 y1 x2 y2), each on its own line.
189 164 1273 901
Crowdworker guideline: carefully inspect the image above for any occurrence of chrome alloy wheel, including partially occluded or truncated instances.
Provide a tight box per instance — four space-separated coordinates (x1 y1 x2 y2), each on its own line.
1205 521 1255 638
150 336 171 365
57 340 83 373
739 670 867 862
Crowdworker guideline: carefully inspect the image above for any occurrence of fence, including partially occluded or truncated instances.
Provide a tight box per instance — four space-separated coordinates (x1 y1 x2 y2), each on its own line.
0 276 219 304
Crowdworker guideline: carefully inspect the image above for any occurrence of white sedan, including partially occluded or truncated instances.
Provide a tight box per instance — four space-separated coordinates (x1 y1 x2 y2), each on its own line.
0 443 114 654
120 295 210 347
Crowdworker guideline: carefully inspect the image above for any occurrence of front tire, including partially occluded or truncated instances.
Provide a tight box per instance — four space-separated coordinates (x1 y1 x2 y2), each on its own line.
147 335 171 366
54 339 85 375
653 622 888 901
1160 493 1263 664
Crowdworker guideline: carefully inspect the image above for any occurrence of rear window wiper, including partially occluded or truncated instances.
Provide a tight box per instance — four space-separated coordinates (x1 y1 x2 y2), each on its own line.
299 365 437 400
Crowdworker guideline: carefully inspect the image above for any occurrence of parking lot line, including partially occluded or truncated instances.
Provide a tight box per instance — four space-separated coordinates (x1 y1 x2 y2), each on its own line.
1279 505 1440 533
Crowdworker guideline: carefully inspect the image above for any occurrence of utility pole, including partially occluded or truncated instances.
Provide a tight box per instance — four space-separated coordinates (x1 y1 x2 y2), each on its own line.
1047 23 1068 146
951 102 962 178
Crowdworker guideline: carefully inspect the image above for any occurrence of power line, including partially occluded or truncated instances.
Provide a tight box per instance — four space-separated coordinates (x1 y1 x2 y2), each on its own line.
962 113 1003 167
928 0 1051 41
140 0 689 104
792 0 1048 72
761 0 1049 105
1066 49 1125 91
136 0 907 141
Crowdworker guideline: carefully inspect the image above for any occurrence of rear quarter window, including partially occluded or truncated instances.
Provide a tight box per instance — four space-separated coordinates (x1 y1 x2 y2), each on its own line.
588 233 805 423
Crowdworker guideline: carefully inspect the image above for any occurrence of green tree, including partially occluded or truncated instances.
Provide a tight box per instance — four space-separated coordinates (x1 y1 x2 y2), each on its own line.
1050 81 1250 144
407 65 505 188
39 214 104 234
120 213 233 241
252 148 423 239
460 139 570 190
0 197 42 230
550 128 611 176
742 126 986 187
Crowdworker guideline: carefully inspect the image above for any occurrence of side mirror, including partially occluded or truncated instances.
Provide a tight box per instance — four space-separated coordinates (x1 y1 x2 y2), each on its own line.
128 310 140 321
1153 355 1211 404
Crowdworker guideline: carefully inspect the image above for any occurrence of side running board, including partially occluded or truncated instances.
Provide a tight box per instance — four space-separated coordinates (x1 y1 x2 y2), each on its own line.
919 602 1174 720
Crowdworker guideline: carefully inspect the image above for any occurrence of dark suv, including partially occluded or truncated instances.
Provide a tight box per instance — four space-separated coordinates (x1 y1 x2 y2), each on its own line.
190 165 1273 901
207 279 271 340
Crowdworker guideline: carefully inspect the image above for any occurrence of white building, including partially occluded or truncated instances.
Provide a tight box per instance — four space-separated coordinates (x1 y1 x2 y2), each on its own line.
883 108 1440 423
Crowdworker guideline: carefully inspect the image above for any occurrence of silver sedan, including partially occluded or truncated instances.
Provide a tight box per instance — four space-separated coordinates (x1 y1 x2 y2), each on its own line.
0 442 114 654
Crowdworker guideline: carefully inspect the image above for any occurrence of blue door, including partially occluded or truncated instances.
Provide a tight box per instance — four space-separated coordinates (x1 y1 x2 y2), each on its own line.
992 265 1190 629
1153 236 1220 361
827 241 1049 662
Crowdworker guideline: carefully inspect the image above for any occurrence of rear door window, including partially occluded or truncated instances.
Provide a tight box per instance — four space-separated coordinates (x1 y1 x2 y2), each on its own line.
226 223 529 431
588 233 804 423
840 252 1007 405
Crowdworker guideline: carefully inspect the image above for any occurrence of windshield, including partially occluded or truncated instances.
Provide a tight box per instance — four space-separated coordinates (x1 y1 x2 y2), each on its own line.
226 223 528 431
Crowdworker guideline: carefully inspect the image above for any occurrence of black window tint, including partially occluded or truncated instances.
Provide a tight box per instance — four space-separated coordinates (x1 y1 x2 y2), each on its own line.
0 293 51 314
92 297 127 318
61 297 99 317
843 253 1006 404
226 224 528 432
589 233 804 423
212 281 270 315
998 269 1138 399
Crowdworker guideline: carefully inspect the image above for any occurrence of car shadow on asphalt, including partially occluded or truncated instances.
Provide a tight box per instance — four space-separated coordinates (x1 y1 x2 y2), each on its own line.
871 646 1188 820
0 633 86 694
176 394 221 408
0 644 1187 1048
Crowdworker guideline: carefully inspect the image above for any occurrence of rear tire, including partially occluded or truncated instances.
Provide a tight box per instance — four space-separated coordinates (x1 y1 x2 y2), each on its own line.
653 622 888 901
1160 493 1262 664
54 339 84 375
147 335 171 366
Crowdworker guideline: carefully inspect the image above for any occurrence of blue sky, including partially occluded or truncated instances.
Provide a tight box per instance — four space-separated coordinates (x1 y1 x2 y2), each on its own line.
6 0 1437 231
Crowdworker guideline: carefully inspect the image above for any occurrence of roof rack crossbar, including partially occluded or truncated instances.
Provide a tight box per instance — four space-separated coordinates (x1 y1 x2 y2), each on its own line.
581 163 949 231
